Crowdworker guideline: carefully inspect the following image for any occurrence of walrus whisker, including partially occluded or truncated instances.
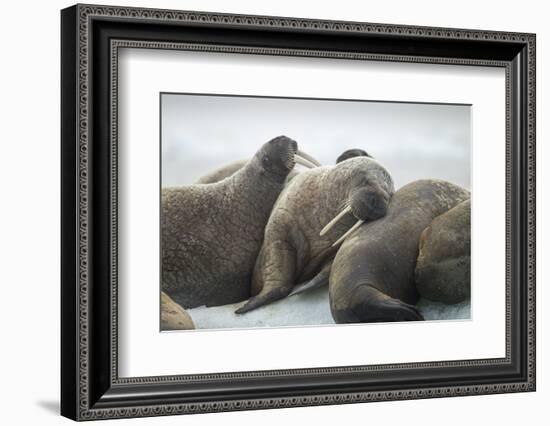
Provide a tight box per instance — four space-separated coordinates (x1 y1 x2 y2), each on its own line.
296 150 322 167
320 205 352 236
331 219 364 247
294 155 318 169
337 198 351 213
285 158 296 170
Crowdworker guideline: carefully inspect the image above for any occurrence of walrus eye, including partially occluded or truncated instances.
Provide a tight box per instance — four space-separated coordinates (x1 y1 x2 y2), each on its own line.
262 155 271 166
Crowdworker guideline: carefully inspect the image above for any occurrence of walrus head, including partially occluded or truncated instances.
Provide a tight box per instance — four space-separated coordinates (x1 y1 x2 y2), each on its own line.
336 148 372 163
348 168 393 220
320 158 394 247
255 135 321 182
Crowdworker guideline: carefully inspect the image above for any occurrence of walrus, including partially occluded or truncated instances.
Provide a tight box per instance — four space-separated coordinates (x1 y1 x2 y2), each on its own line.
415 198 471 304
235 156 395 314
162 135 319 309
160 292 195 330
195 148 369 184
336 148 371 163
328 179 470 323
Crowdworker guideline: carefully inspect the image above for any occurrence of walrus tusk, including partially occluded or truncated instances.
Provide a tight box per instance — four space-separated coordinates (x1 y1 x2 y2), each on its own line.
296 149 322 167
294 154 318 169
320 205 352 236
331 219 364 247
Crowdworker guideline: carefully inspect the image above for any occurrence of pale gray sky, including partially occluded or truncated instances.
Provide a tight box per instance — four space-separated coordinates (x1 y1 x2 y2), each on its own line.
161 94 470 190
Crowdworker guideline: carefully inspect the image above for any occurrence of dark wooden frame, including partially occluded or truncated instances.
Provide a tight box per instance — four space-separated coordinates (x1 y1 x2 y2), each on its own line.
61 3 536 421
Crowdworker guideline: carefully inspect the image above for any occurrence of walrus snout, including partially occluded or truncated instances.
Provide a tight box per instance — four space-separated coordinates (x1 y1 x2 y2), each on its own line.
351 188 391 221
320 186 391 248
267 135 296 155
269 135 297 154
260 136 320 179
350 187 391 221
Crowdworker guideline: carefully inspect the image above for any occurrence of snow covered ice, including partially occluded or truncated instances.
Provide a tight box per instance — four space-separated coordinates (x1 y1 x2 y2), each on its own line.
186 286 470 331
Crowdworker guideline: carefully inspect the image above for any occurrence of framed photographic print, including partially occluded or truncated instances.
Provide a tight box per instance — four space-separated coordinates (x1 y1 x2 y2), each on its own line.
61 4 536 421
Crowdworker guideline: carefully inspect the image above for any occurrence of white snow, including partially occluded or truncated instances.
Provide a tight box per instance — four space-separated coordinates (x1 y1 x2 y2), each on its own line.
187 287 470 331
187 286 334 330
417 298 471 321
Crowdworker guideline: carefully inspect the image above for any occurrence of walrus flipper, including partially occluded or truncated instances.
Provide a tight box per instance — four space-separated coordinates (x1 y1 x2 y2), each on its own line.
289 262 331 297
235 240 296 314
235 286 292 314
332 285 424 323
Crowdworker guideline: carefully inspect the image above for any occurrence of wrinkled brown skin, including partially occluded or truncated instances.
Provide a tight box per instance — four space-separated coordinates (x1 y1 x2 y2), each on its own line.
415 199 471 304
162 136 298 309
330 179 470 323
235 157 395 314
160 292 195 331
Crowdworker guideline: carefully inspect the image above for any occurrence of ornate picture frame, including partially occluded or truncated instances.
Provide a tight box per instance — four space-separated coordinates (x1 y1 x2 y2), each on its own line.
61 4 535 420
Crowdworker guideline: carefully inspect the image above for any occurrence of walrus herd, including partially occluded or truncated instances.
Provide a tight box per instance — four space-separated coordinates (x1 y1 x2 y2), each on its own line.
161 135 471 327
